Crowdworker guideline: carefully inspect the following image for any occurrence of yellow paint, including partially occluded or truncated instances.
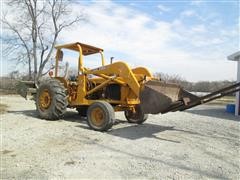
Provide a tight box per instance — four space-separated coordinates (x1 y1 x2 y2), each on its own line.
100 51 105 66
90 107 104 126
86 78 112 96
54 42 153 111
86 61 140 96
132 67 153 77
39 89 51 110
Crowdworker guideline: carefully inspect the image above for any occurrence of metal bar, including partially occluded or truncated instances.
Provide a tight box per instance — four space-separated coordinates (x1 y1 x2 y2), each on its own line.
100 51 105 66
162 83 240 113
199 82 240 100
55 50 59 77
77 44 84 73
94 73 126 85
200 87 240 104
86 79 112 95
87 100 123 106
179 86 240 111
161 102 184 114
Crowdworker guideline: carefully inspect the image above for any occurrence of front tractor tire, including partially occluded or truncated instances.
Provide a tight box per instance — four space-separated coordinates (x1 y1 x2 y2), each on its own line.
36 79 68 120
125 105 148 124
87 101 115 131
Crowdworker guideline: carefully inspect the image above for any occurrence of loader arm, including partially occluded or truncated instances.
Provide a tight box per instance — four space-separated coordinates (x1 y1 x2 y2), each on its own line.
86 61 144 96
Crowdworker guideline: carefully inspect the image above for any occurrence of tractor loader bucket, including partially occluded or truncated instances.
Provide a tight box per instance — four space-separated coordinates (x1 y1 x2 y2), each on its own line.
140 80 199 114
140 80 182 114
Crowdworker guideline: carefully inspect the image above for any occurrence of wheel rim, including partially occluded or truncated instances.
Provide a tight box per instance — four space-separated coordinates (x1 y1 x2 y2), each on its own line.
90 107 105 126
126 110 139 121
39 89 51 110
125 105 143 122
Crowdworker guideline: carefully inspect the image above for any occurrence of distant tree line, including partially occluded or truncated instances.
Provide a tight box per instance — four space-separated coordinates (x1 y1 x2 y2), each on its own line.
0 71 31 93
0 71 236 94
154 72 236 93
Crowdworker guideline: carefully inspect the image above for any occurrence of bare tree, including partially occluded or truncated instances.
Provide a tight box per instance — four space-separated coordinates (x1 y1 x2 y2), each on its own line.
9 70 20 79
2 0 84 84
154 72 193 90
154 72 186 83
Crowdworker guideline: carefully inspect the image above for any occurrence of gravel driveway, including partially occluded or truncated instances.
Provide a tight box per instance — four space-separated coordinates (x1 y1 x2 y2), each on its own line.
1 95 240 179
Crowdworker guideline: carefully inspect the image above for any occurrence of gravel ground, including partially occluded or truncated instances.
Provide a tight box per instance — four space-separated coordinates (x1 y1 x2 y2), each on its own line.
1 95 240 179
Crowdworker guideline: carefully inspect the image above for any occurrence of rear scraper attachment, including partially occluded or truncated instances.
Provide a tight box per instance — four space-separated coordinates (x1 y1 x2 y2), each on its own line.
140 80 240 114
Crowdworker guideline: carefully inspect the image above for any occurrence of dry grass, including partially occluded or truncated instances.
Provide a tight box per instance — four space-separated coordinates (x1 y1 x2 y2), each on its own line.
0 103 8 114
0 89 16 95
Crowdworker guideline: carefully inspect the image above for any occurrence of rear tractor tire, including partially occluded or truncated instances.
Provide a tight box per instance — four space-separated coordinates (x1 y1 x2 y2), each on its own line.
87 101 115 131
125 105 148 124
36 79 68 120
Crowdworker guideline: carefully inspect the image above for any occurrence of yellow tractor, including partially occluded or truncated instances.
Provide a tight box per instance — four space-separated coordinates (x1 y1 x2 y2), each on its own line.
33 42 240 131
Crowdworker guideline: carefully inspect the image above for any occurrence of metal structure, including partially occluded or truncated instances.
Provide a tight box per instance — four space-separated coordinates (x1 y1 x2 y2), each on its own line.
228 51 240 116
19 42 240 131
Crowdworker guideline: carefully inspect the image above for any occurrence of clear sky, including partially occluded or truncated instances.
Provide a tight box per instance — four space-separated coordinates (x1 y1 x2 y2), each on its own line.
2 0 240 82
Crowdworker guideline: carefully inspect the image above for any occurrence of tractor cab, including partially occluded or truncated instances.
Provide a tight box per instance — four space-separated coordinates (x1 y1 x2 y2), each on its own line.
54 42 109 105
54 42 105 78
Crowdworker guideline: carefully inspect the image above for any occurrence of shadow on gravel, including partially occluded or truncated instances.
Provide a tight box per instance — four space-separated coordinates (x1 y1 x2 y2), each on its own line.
186 107 239 121
7 110 85 122
107 121 199 141
7 110 38 118
63 111 86 122
7 110 199 142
